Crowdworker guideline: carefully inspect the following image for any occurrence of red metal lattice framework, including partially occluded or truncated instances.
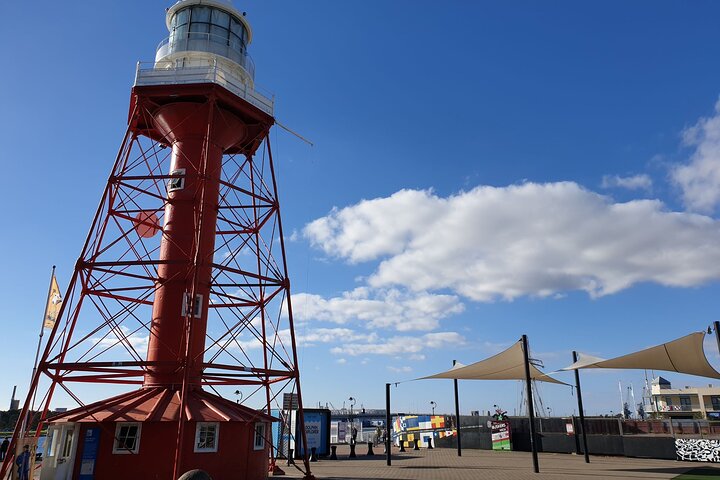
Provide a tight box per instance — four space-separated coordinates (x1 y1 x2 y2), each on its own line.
2 90 312 478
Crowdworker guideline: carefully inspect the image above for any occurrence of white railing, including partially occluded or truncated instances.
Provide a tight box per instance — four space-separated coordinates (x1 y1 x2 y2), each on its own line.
134 61 274 116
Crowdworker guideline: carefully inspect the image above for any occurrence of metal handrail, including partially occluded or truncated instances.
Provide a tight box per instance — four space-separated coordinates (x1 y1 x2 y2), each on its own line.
134 61 274 116
155 32 255 79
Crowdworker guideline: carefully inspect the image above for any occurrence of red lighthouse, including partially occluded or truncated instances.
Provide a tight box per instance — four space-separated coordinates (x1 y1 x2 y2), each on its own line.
2 1 313 479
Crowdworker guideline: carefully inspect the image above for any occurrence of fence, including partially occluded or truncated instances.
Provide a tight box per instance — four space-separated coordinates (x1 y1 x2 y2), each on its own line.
436 415 720 460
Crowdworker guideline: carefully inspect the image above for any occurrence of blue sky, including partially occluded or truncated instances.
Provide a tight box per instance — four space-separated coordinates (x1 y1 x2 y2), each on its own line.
4 0 720 417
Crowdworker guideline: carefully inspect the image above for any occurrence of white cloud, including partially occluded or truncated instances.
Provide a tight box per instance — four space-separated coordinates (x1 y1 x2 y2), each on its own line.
295 328 377 346
91 325 149 352
304 189 442 263
672 99 720 212
387 366 412 373
292 287 464 331
336 358 347 364
601 174 652 191
331 331 465 357
305 183 720 301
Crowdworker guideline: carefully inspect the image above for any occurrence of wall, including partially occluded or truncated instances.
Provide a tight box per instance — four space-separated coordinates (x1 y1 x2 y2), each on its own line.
434 416 680 461
71 420 267 480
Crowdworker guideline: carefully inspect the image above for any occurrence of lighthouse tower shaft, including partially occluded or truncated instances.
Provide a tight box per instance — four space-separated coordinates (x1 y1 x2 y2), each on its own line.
141 93 250 388
1 2 313 479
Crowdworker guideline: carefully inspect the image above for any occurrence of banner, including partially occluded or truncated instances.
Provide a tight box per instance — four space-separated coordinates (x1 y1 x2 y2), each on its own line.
44 274 63 328
11 436 38 480
491 421 511 451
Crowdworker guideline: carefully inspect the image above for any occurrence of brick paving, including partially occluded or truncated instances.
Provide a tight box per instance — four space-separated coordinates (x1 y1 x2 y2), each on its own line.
278 445 720 479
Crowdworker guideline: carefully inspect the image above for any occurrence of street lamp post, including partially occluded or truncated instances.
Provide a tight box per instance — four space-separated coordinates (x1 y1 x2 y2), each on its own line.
349 397 356 442
348 396 358 457
430 401 436 415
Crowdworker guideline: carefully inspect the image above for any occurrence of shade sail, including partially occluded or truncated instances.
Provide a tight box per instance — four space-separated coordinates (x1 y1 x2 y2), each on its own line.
420 340 568 385
562 332 720 379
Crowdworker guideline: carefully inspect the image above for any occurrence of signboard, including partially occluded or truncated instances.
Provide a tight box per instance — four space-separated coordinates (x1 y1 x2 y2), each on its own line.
565 421 575 435
78 427 101 480
283 393 299 410
295 409 331 457
12 436 38 480
491 421 511 451
304 416 322 451
337 421 347 443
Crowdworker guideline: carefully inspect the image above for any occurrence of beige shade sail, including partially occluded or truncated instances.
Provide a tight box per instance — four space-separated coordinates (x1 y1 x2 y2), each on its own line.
420 340 568 385
562 332 720 379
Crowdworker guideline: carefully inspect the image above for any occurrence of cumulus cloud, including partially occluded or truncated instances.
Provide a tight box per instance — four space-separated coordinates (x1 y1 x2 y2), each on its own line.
91 325 149 353
672 99 720 212
387 366 412 373
601 174 652 191
304 190 442 263
331 332 465 357
291 287 464 331
305 183 720 301
295 328 378 346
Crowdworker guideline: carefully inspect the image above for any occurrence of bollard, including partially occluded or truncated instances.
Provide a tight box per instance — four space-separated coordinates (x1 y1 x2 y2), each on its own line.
426 438 433 449
367 441 375 456
287 449 295 465
330 445 337 460
310 447 317 462
399 441 406 452
413 439 420 450
349 443 357 458
269 461 285 476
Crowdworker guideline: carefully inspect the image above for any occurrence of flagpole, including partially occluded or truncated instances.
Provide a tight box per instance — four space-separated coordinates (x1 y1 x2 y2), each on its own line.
23 265 56 436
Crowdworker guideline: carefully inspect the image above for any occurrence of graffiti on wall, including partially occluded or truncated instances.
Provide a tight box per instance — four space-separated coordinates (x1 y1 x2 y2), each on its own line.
392 415 456 447
676 439 720 462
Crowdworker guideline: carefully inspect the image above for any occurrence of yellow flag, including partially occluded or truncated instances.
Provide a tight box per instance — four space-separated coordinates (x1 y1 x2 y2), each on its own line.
44 275 63 329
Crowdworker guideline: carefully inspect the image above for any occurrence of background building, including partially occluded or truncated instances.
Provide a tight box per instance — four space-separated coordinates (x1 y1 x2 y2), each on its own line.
647 377 720 419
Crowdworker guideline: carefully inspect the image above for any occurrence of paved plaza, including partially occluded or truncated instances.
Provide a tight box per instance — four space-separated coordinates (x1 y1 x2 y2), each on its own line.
279 445 720 479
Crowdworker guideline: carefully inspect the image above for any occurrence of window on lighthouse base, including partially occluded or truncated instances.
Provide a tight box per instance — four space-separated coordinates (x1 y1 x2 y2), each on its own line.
194 422 219 453
254 423 267 450
113 423 141 454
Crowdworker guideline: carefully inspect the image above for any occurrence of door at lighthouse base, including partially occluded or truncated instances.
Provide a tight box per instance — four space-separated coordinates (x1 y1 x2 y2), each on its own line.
40 423 79 480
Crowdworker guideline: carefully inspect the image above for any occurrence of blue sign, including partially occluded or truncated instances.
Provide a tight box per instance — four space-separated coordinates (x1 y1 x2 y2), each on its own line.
78 427 100 480
296 410 330 456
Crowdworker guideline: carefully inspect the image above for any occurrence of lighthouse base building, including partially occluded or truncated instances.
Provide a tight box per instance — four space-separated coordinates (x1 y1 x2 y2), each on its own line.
41 389 275 480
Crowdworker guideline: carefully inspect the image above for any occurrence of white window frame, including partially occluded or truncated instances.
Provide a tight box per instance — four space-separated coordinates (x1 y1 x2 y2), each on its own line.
45 428 57 457
61 428 75 457
168 168 186 192
194 422 219 453
181 293 203 318
254 423 266 450
112 422 141 454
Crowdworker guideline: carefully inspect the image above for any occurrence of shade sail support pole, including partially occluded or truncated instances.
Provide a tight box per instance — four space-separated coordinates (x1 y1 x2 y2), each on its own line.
522 334 539 474
386 383 391 466
572 351 590 463
453 359 462 457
